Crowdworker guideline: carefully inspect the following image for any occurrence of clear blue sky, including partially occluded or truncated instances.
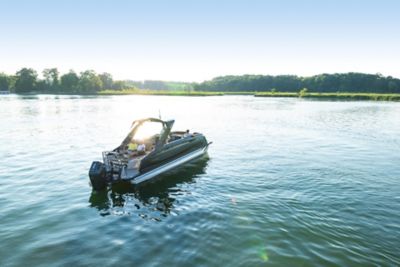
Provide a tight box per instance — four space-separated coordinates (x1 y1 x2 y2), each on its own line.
1 0 399 81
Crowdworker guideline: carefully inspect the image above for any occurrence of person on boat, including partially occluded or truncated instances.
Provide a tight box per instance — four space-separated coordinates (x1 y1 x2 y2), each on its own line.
137 143 146 155
183 129 192 138
127 142 138 151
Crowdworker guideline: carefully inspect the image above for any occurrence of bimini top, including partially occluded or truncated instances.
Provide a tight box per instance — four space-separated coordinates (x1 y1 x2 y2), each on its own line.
130 117 173 127
120 118 175 151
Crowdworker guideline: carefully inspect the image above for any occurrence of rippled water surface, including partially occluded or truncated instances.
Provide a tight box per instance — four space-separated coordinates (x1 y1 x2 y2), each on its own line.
1 95 399 266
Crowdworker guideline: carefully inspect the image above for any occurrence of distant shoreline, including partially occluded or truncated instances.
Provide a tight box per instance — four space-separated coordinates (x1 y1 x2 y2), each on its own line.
4 90 400 101
98 89 224 96
254 92 400 101
98 89 400 101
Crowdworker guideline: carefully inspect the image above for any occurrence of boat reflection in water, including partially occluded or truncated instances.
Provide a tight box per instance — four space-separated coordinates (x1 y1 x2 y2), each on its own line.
89 156 209 220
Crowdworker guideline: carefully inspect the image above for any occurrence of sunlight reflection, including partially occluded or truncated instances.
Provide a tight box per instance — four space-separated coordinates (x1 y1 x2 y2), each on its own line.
133 121 163 141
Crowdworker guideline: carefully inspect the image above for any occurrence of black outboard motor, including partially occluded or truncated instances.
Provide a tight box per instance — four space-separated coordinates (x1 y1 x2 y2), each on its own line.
89 161 107 191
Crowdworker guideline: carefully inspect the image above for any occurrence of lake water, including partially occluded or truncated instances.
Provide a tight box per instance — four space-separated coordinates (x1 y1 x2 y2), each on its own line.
1 95 399 266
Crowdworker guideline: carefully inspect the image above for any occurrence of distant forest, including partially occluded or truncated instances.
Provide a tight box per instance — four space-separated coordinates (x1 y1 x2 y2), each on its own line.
1 68 400 94
0 68 192 94
193 73 400 93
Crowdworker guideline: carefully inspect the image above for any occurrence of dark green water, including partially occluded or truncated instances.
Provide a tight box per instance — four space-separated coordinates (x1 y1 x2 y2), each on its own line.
1 95 399 266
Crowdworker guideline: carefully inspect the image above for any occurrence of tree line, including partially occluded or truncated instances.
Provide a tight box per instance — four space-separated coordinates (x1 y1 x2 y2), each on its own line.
0 68 133 94
2 69 400 94
193 73 400 93
0 68 196 93
123 80 193 91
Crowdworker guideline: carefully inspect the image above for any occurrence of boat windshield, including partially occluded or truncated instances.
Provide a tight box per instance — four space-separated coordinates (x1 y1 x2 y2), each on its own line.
132 121 163 141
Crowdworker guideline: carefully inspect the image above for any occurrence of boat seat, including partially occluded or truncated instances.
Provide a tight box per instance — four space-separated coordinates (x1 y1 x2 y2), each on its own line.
168 134 182 142
164 136 191 149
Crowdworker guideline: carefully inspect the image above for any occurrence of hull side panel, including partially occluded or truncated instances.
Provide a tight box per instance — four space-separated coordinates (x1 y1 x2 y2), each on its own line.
131 146 208 184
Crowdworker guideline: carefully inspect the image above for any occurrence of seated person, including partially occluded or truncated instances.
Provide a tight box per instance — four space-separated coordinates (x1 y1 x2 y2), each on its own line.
183 129 192 138
127 141 145 155
137 143 146 155
127 142 138 151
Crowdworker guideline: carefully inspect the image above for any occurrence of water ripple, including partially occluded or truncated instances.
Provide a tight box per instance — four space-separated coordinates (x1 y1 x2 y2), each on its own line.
1 95 400 266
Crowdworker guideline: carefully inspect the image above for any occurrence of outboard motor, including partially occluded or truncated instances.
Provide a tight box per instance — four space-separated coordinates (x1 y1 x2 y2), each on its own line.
89 161 107 191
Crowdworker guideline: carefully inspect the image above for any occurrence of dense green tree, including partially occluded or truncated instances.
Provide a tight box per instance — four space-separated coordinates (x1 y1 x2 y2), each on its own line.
14 68 38 93
388 81 399 92
42 68 60 92
60 70 79 93
35 80 48 92
78 70 103 93
98 72 113 89
112 80 126 90
0 73 11 91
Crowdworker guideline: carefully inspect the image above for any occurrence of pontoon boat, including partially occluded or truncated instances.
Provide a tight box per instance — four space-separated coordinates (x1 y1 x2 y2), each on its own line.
89 118 211 190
